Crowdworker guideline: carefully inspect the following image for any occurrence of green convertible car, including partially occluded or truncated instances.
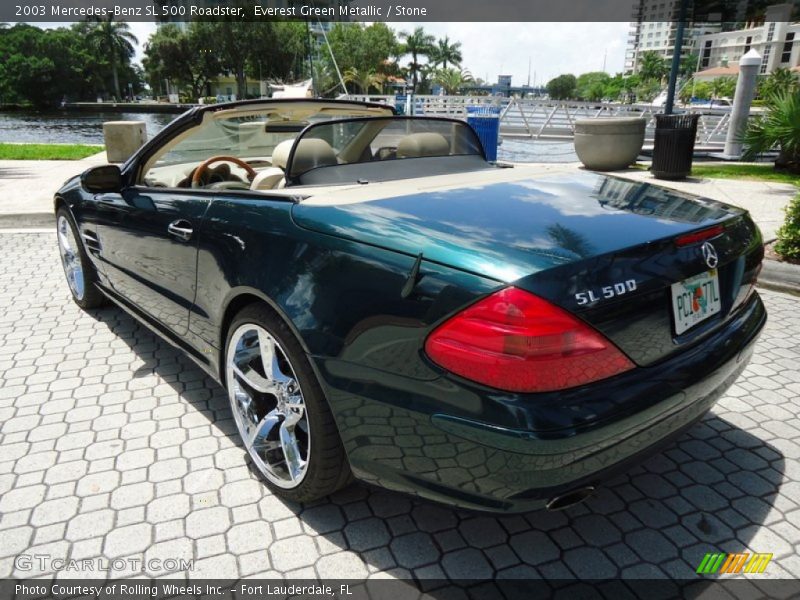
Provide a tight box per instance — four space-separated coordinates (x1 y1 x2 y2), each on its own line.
55 99 765 512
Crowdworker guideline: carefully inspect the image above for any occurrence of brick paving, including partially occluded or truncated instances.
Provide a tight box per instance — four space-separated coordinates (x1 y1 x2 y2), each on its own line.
1 231 799 580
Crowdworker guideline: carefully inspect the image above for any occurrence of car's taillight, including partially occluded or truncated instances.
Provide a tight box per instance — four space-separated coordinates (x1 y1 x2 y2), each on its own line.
674 225 725 247
424 287 634 393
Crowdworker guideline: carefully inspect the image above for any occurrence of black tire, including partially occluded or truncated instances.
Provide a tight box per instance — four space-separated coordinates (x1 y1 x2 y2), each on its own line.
55 207 107 309
225 303 352 502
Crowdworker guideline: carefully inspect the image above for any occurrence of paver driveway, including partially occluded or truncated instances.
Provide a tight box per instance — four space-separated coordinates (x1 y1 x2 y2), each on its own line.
1 231 799 580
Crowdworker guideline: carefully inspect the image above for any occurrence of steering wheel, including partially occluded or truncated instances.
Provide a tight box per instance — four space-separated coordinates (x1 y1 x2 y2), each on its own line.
192 156 256 189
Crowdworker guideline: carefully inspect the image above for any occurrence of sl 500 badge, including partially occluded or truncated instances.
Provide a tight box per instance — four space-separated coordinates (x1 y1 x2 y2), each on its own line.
576 279 638 305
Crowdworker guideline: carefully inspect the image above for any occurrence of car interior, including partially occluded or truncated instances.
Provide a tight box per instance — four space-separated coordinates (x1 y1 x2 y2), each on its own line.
141 107 485 193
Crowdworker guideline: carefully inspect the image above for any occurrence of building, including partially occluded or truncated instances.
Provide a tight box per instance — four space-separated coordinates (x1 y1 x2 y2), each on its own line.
625 0 722 75
695 4 799 76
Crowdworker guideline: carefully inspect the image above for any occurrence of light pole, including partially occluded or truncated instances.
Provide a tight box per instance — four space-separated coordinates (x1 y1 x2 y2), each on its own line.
664 0 688 115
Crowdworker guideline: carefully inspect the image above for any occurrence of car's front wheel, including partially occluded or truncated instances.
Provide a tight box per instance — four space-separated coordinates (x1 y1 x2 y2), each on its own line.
225 304 351 502
56 207 106 309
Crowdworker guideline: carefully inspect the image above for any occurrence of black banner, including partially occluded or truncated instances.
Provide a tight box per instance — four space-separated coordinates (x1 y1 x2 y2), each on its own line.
3 0 799 23
4 579 800 600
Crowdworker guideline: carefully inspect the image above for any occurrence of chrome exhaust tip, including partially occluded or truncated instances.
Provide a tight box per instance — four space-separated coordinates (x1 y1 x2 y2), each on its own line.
546 486 595 511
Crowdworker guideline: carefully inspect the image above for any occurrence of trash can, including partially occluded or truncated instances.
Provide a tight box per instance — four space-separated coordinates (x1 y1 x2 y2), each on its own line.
650 113 700 180
466 106 501 161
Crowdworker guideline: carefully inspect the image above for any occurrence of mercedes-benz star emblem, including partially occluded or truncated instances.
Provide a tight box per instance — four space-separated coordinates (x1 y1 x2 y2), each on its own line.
701 242 719 269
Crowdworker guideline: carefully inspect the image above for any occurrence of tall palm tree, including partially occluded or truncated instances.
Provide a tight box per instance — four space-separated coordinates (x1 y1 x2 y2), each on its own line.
431 36 463 70
399 27 435 92
343 68 385 95
88 16 138 100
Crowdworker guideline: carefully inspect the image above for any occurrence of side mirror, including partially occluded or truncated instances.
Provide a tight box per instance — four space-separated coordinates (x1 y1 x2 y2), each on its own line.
81 165 122 193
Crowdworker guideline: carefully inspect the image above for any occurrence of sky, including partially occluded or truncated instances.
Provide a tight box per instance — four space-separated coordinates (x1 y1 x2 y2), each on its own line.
40 21 629 86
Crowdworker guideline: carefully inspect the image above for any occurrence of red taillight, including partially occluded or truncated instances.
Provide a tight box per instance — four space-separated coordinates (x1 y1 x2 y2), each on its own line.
424 287 634 393
675 225 725 247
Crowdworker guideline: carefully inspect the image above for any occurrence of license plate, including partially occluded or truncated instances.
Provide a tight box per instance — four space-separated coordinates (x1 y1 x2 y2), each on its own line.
671 269 721 335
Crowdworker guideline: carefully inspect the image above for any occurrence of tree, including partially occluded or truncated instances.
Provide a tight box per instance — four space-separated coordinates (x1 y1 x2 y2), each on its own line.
744 91 800 173
430 36 462 70
343 68 385 94
433 68 472 95
710 76 736 99
399 27 435 91
324 23 398 93
143 24 222 99
546 74 577 100
638 51 669 82
190 18 305 99
680 53 699 78
87 16 138 100
680 79 712 102
634 79 662 102
576 71 611 101
759 68 800 101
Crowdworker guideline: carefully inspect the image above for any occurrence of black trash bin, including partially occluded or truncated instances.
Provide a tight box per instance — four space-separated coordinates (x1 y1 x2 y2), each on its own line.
651 113 700 180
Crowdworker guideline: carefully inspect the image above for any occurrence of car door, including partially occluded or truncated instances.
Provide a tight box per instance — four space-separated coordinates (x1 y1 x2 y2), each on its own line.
96 187 211 336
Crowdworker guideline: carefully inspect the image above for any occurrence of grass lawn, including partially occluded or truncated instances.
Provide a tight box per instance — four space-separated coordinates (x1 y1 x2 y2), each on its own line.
691 163 799 187
0 143 104 160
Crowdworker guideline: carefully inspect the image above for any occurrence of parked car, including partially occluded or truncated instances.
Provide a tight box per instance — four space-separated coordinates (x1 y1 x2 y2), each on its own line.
55 99 766 512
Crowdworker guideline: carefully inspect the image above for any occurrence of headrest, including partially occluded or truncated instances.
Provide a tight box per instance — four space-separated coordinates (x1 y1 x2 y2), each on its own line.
271 139 295 170
290 138 338 175
397 132 450 158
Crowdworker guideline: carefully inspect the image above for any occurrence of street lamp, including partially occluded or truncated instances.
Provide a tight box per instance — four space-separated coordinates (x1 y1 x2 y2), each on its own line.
665 0 688 114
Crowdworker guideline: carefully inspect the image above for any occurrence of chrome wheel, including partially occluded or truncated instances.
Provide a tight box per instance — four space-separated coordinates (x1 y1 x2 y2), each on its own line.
226 324 310 488
57 215 85 300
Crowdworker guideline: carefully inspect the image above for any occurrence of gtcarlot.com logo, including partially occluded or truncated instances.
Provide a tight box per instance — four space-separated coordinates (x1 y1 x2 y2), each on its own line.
14 554 194 572
696 552 773 575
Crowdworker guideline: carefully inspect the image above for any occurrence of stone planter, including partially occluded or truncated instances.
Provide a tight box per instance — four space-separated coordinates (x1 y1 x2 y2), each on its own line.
103 121 147 163
574 117 647 171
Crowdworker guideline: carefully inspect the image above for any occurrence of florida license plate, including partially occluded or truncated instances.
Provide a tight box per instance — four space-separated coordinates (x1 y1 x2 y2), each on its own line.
671 269 721 335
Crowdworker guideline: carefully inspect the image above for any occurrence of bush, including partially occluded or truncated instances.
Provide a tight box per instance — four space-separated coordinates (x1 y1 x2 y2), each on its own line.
743 91 800 173
775 193 800 260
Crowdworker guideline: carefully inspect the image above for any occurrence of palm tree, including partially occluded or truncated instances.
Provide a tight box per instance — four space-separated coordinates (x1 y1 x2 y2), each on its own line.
433 68 472 95
430 36 463 70
759 67 800 101
710 76 736 99
744 91 800 173
399 27 435 92
343 68 385 95
638 51 668 83
88 16 138 100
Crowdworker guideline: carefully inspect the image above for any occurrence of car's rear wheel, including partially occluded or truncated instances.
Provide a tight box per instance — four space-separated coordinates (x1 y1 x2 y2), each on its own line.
56 207 106 309
225 304 351 502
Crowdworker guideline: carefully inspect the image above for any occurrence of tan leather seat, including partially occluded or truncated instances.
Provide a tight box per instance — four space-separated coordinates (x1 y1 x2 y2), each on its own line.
250 167 285 191
252 138 338 190
397 132 450 158
290 138 337 176
250 139 294 191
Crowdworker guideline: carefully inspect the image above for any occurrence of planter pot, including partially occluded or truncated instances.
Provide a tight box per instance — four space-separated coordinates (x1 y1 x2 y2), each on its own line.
574 117 647 171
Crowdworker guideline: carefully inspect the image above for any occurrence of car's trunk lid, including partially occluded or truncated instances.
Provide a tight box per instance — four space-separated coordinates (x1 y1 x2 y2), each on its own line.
292 169 745 281
292 169 762 366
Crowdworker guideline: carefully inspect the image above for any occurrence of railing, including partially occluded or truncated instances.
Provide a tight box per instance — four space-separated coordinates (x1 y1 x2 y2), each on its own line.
342 95 737 149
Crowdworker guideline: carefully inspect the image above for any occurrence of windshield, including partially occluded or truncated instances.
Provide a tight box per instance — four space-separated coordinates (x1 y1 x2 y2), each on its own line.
286 117 485 181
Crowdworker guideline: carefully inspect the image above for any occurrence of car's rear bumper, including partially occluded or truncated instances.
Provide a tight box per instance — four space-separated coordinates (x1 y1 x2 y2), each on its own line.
316 291 766 513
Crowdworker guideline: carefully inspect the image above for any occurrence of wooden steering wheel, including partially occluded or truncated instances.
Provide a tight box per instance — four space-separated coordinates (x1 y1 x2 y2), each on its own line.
191 156 257 189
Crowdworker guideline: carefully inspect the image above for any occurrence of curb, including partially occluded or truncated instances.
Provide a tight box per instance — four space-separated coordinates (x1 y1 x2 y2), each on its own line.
759 259 800 296
0 213 54 229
